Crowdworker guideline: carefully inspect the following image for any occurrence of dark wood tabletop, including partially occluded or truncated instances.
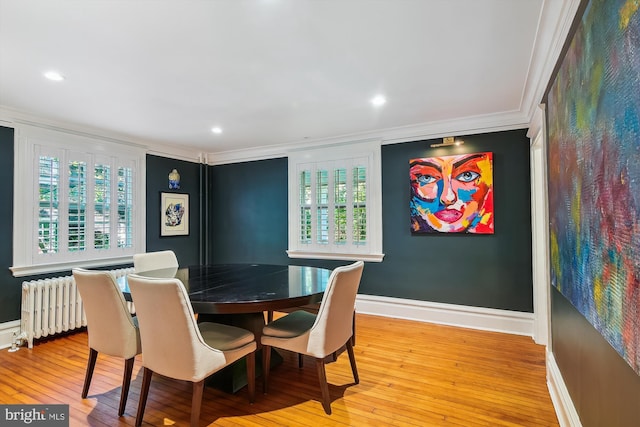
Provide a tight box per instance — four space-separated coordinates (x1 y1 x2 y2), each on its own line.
119 264 331 314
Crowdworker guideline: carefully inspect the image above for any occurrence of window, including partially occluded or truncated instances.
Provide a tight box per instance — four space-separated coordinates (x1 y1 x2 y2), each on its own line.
287 141 383 262
12 125 145 276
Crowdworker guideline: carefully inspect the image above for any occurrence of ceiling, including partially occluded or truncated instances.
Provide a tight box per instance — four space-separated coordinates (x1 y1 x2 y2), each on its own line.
0 0 576 161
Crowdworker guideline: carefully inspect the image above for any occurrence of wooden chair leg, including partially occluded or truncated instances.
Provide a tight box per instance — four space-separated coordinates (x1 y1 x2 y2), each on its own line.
351 311 356 346
135 367 153 427
315 358 332 415
191 380 205 427
262 345 271 394
118 357 135 416
246 351 255 403
346 339 359 384
266 311 273 323
82 348 98 398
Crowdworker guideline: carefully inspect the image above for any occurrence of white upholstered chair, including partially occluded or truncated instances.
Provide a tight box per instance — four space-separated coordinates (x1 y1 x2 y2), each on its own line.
72 268 142 417
132 249 178 274
261 261 364 414
130 250 179 314
127 274 257 427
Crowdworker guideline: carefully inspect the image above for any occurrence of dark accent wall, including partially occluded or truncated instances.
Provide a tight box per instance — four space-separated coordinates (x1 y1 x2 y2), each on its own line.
371 130 533 310
208 157 290 265
145 154 202 267
207 157 346 273
208 129 533 311
552 288 639 425
0 126 22 323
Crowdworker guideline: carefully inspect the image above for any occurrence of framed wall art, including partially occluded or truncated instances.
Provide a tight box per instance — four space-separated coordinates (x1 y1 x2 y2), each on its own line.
160 192 189 236
409 152 494 234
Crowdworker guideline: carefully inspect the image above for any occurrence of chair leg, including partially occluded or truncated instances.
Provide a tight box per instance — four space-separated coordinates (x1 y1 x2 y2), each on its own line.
315 358 332 415
191 380 204 427
346 339 359 384
262 345 271 394
246 351 256 403
351 311 356 346
298 353 303 368
82 348 98 398
118 357 136 416
135 367 153 427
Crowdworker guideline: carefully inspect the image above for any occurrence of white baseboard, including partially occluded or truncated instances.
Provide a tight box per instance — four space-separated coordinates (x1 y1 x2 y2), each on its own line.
547 350 582 427
3 296 534 344
0 320 21 350
355 294 535 336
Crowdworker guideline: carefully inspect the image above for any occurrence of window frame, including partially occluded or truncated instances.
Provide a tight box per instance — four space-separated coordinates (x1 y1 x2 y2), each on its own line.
287 140 384 262
11 125 146 277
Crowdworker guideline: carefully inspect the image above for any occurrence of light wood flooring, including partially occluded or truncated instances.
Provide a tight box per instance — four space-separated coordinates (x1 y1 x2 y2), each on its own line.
0 314 559 426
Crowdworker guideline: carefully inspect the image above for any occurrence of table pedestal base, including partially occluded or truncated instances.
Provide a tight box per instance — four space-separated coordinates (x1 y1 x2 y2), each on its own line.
198 312 282 393
206 348 282 393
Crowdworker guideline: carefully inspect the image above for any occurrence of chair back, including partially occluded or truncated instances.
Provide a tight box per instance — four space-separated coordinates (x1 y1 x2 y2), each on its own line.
127 274 227 382
72 268 141 359
308 261 364 355
133 250 178 274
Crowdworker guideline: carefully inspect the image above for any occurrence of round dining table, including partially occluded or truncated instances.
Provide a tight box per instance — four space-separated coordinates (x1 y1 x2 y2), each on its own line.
119 263 331 313
119 263 333 393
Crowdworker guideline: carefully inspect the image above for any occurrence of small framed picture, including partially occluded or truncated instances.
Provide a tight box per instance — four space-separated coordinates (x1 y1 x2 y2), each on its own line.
160 192 189 236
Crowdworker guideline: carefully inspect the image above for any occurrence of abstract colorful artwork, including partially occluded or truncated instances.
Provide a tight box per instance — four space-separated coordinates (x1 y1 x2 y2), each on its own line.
547 0 639 374
409 152 494 234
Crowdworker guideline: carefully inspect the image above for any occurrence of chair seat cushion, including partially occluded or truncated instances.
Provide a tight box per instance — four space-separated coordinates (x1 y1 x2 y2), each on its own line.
263 310 317 338
198 322 255 351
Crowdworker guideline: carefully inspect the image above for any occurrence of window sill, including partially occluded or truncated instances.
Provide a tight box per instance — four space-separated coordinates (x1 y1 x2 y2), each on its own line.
10 256 134 278
286 250 384 263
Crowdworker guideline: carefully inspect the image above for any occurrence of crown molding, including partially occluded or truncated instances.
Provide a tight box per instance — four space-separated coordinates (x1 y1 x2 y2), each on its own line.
207 109 530 165
521 0 582 124
0 106 203 163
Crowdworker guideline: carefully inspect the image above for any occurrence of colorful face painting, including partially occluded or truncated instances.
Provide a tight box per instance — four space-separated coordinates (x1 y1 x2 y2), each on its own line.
409 152 494 234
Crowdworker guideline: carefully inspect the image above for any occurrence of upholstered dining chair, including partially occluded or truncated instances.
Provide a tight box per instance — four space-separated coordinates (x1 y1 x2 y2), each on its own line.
132 249 178 274
274 302 357 369
127 274 257 427
72 268 142 417
130 250 179 314
261 260 364 414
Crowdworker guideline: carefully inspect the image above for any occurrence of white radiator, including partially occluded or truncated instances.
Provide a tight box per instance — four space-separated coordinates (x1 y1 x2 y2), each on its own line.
20 267 135 348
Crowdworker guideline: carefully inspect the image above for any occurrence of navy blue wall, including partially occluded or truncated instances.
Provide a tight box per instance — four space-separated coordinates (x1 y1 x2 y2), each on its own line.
208 129 534 311
145 155 203 267
371 130 532 310
208 157 290 265
0 126 21 323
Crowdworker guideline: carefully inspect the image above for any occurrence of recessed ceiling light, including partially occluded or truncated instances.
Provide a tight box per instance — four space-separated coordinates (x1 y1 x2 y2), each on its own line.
371 95 386 107
211 127 223 134
44 71 65 81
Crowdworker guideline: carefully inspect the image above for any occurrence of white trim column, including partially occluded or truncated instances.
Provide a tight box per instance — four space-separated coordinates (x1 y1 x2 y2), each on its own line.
528 104 551 347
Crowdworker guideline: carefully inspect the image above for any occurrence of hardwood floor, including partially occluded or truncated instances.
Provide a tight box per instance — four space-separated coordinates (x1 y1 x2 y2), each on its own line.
0 314 559 426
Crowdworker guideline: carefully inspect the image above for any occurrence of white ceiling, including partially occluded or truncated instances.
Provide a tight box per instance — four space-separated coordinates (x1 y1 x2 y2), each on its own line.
0 0 577 161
